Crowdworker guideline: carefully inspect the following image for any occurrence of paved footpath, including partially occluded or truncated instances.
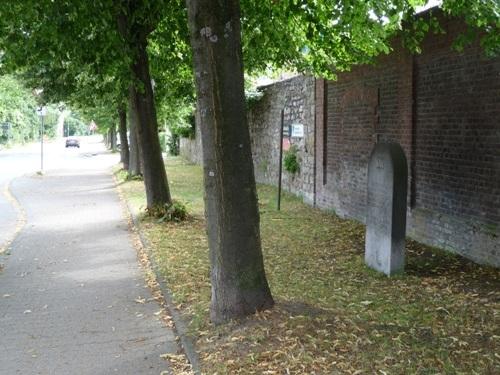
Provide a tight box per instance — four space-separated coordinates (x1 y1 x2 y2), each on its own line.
0 159 179 374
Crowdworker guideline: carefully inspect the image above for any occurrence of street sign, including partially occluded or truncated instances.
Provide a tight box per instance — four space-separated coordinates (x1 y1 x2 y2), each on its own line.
291 123 304 138
282 124 291 138
36 106 47 117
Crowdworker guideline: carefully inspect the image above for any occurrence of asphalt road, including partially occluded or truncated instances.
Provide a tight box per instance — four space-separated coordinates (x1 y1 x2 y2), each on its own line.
0 138 83 251
0 137 178 374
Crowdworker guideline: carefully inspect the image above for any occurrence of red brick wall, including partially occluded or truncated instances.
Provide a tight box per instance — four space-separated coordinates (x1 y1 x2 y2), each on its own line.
315 14 500 266
413 17 500 225
316 42 414 222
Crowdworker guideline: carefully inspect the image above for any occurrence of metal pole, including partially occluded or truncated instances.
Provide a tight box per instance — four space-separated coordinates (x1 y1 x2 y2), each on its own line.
40 114 44 173
277 109 284 211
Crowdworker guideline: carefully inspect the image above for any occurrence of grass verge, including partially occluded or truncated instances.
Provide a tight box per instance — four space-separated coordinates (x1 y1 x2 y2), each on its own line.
115 157 499 374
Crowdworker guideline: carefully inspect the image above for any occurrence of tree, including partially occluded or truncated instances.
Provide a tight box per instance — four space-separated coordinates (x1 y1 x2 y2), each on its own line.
0 75 39 144
117 106 130 171
127 86 143 177
0 0 174 209
187 0 274 323
116 0 173 209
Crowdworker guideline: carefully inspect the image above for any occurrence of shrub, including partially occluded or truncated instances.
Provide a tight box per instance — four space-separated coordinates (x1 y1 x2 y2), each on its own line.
283 145 300 174
147 200 188 223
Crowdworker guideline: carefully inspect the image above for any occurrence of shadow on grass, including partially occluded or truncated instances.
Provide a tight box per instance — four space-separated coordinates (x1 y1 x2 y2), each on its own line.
405 239 499 296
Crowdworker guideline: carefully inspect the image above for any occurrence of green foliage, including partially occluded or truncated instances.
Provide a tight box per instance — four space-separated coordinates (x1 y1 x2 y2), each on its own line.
240 0 416 78
0 75 39 144
442 0 500 57
239 1 499 78
128 174 143 181
1 0 497 142
167 133 180 156
402 12 445 54
245 82 264 110
158 99 195 138
283 145 300 175
147 200 188 222
64 113 88 136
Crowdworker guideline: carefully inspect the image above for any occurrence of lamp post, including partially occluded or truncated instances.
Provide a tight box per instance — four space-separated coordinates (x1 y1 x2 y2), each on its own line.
36 106 47 174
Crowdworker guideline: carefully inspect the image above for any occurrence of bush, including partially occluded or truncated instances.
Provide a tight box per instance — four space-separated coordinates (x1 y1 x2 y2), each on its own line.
283 145 300 174
146 200 188 223
167 133 180 156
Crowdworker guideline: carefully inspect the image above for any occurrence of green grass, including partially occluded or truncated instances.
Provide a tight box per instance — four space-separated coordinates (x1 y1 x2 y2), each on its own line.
116 157 500 375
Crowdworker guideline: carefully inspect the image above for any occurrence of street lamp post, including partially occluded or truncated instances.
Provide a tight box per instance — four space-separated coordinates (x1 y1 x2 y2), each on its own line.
36 106 47 174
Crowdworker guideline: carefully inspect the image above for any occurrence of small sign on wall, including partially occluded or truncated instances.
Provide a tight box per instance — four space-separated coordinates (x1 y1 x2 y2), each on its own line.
291 123 304 138
282 125 291 138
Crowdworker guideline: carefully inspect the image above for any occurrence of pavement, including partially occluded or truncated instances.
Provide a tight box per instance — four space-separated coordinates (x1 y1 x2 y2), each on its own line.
0 137 179 374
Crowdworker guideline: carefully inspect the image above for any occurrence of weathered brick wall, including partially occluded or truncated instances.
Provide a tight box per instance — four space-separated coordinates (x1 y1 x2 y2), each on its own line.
316 15 499 266
316 42 414 222
248 75 316 204
407 16 500 265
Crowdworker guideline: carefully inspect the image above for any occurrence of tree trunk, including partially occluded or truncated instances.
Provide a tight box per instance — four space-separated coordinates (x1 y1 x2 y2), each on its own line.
129 48 171 208
128 89 142 177
116 4 171 209
186 0 274 324
109 124 117 150
118 106 130 170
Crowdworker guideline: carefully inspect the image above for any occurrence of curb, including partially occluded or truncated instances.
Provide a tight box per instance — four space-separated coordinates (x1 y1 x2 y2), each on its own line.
0 179 27 256
115 175 202 374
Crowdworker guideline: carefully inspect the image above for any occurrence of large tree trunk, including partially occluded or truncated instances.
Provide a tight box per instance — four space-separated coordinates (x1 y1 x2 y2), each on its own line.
186 0 274 324
118 106 130 170
116 4 171 209
128 88 142 177
129 43 171 208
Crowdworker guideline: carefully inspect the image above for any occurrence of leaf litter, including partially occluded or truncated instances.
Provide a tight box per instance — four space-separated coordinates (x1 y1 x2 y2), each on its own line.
115 158 499 374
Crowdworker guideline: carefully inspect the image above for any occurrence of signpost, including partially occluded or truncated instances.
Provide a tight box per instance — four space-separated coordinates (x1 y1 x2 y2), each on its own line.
277 109 285 211
36 106 47 174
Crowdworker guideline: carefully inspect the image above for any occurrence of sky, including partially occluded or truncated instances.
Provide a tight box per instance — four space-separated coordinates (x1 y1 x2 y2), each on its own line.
417 0 442 13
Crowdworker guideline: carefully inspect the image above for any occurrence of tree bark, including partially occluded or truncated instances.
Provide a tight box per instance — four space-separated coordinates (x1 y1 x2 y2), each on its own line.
118 106 130 170
116 4 171 209
186 0 274 324
117 1 172 209
129 45 172 208
109 124 117 150
128 88 142 177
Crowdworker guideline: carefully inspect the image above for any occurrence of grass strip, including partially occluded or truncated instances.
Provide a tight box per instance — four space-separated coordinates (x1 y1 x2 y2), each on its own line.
116 157 499 374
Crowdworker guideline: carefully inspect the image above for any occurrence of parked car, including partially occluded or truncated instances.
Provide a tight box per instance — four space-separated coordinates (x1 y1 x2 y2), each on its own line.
65 138 80 148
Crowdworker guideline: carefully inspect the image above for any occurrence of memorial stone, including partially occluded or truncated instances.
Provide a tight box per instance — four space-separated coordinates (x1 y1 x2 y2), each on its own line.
365 142 408 276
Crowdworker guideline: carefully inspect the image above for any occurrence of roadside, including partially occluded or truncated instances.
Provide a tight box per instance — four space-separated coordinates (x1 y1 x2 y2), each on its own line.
116 156 500 374
0 142 38 254
0 180 25 255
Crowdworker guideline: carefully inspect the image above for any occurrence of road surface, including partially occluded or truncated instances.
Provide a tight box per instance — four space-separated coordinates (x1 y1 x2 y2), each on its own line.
0 137 178 374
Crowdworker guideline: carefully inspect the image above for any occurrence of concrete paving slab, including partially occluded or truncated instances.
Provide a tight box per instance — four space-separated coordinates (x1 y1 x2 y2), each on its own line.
0 155 178 374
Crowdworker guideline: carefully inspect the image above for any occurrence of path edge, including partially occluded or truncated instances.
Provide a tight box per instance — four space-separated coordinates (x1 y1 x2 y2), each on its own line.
113 172 202 375
0 179 27 255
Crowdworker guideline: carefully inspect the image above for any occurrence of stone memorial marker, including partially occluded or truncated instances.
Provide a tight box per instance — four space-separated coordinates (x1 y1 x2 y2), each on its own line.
365 142 408 276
